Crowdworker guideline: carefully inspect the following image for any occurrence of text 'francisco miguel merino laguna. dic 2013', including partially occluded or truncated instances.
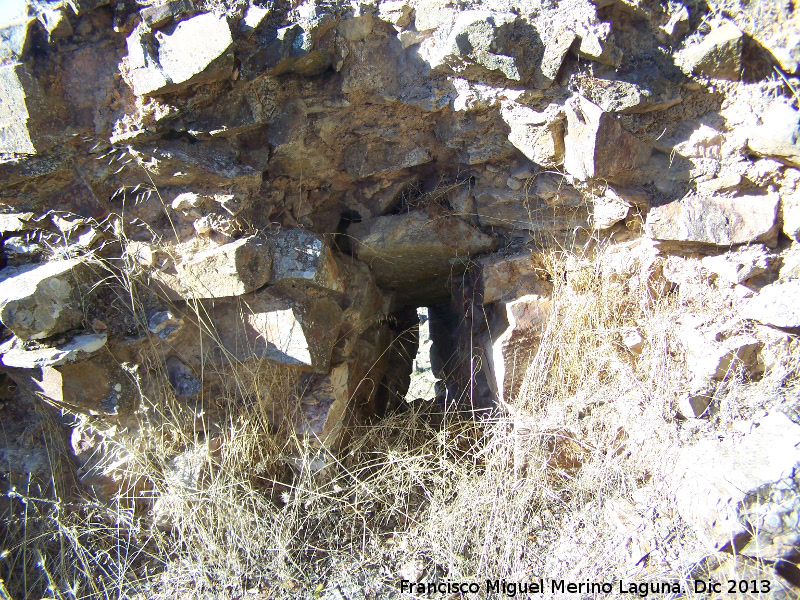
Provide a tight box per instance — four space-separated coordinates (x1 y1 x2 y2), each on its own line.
399 578 742 598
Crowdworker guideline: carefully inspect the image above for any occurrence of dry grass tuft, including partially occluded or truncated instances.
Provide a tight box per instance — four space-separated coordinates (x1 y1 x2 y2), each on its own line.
2 241 799 599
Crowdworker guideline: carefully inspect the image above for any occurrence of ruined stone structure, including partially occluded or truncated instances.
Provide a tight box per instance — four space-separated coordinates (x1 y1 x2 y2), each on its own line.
1 0 800 592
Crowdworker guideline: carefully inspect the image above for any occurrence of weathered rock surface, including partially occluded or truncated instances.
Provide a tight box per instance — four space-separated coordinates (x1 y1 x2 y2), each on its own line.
674 412 800 559
124 13 233 96
701 245 770 285
211 286 343 373
678 23 743 80
481 285 553 406
0 259 90 340
8 354 134 416
476 252 543 305
166 236 272 299
743 280 800 329
645 194 780 248
349 211 496 304
563 95 651 184
747 101 800 168
268 228 342 292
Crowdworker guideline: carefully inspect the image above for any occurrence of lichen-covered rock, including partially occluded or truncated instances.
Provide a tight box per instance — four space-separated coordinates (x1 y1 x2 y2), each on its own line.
0 259 91 340
645 194 780 248
268 228 342 292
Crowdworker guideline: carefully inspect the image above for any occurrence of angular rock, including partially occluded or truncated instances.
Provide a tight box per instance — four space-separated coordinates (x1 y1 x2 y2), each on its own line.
140 0 195 28
677 389 714 419
622 328 644 354
574 20 622 67
502 103 565 167
0 259 91 341
563 95 651 184
8 354 134 416
414 0 456 32
533 26 576 89
701 245 770 284
0 211 33 233
268 228 342 292
481 286 553 405
343 139 431 179
688 334 762 381
148 310 184 341
578 72 682 114
477 252 542 304
165 356 201 397
645 193 780 248
783 190 800 242
743 280 800 329
674 412 800 559
0 333 107 368
747 101 800 168
174 236 271 299
679 23 743 80
474 185 590 233
211 286 343 373
592 193 630 229
124 13 233 96
377 1 414 27
0 64 37 159
349 211 496 304
145 237 271 301
430 11 523 81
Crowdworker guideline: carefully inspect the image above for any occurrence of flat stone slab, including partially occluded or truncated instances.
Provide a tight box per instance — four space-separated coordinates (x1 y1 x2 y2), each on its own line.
645 194 780 247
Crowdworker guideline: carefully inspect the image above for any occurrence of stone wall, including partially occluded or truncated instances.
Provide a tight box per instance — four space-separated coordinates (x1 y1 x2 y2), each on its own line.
1 0 800 584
